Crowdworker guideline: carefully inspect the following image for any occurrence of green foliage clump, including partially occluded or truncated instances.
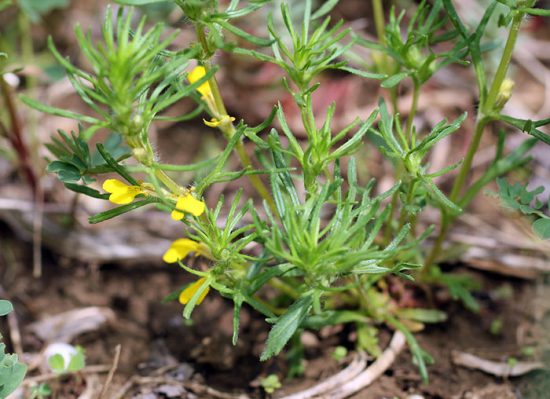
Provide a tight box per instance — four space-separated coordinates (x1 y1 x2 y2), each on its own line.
22 0 550 386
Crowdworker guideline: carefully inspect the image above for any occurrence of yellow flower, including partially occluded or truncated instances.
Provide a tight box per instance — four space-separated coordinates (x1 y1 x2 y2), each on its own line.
171 194 206 220
203 115 236 128
103 179 145 205
188 66 212 98
162 238 202 263
179 277 210 305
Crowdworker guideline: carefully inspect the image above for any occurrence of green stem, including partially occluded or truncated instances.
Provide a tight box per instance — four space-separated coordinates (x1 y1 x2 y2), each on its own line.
405 80 420 143
397 180 416 231
194 26 276 212
424 214 449 274
154 169 184 196
482 12 523 115
425 11 525 270
449 117 489 202
373 0 386 46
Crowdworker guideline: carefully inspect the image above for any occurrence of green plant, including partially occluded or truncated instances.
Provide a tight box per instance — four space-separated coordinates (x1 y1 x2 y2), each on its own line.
26 0 550 385
495 178 550 239
29 383 52 399
47 345 86 374
0 300 27 399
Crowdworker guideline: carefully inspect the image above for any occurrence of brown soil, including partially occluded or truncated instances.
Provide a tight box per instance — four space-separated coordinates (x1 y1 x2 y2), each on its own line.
2 228 548 398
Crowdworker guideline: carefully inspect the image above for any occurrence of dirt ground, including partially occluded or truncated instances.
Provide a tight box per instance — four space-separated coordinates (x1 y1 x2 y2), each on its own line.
1 0 550 398
1 223 549 398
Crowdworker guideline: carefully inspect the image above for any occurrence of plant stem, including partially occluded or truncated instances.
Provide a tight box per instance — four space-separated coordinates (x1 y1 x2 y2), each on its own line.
195 26 276 212
425 11 525 269
423 213 448 272
482 11 523 115
154 168 184 196
397 180 416 231
0 76 37 195
373 0 386 46
449 118 489 202
405 80 420 143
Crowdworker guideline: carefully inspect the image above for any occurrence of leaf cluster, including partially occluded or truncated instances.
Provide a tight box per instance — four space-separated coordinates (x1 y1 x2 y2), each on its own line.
23 6 203 148
496 178 550 239
355 0 465 87
0 300 27 398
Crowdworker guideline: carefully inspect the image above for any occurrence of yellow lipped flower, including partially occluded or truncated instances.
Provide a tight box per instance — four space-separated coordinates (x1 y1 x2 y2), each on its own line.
203 115 236 128
162 238 202 263
103 179 145 205
171 194 206 220
188 66 212 98
179 277 210 305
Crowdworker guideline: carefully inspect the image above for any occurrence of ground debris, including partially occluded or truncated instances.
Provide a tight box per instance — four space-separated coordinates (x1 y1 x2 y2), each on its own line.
451 350 545 377
27 306 115 343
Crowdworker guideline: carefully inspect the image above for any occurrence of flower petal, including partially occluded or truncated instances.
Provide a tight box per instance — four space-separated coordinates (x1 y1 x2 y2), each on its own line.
103 179 143 204
172 194 206 219
179 277 210 305
162 238 201 263
188 66 211 97
170 209 185 221
102 178 129 194
108 191 135 205
203 118 221 127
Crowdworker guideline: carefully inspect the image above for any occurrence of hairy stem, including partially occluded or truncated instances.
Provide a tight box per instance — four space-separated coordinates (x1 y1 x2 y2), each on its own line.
195 26 276 212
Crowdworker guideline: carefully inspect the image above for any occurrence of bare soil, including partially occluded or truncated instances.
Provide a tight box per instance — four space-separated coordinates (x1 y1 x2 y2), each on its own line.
2 228 548 398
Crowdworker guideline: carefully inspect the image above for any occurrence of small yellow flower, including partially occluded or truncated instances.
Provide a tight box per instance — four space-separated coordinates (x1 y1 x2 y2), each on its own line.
188 66 212 98
162 238 202 263
203 115 236 128
179 277 210 305
103 179 145 205
171 194 206 220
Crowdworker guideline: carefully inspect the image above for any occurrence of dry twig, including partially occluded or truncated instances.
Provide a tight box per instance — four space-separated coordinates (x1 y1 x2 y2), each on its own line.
452 351 545 377
278 331 406 399
99 344 122 399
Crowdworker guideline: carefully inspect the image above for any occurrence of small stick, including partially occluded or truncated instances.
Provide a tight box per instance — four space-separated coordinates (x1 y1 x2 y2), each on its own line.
32 184 44 278
22 365 112 385
99 344 121 399
7 310 23 356
278 331 406 399
279 352 368 399
323 331 406 399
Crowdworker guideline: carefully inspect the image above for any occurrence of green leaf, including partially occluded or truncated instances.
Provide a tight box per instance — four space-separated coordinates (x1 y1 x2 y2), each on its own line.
96 144 138 186
388 316 432 384
0 348 27 397
47 354 65 372
88 198 158 224
21 95 101 125
381 72 410 88
17 0 69 22
67 347 85 372
532 218 550 239
182 277 212 319
260 292 314 361
524 7 550 17
64 183 110 200
424 178 462 215
214 19 273 47
339 66 386 80
311 0 338 20
232 295 244 345
396 308 447 323
47 161 82 183
0 300 13 316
